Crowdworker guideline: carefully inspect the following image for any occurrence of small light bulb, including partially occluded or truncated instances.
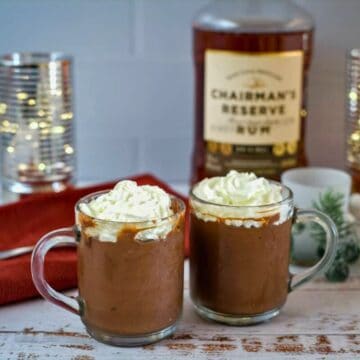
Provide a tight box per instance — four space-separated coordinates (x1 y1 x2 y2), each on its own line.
64 144 74 154
349 91 358 101
38 163 46 171
61 112 73 120
39 121 48 129
52 126 65 134
17 92 28 100
29 121 38 130
0 103 7 114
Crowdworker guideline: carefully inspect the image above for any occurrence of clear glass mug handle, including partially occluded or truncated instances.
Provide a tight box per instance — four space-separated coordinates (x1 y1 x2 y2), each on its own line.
289 208 338 292
31 227 80 315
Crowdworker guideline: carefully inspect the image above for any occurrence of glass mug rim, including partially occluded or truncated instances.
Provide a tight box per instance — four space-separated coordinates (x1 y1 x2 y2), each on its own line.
75 190 186 226
189 180 293 210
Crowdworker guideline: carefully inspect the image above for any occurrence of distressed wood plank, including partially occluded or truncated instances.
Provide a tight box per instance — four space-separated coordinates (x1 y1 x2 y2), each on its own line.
0 332 358 359
0 263 359 359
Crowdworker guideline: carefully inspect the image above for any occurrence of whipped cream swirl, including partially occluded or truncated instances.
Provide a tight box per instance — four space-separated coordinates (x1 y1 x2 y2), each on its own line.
191 171 290 227
79 180 175 242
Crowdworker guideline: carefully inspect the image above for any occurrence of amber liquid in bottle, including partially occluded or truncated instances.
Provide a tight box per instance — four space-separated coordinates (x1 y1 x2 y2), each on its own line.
192 20 313 183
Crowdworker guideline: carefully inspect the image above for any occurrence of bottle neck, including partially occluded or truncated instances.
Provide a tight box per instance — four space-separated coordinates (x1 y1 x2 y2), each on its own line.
194 0 314 34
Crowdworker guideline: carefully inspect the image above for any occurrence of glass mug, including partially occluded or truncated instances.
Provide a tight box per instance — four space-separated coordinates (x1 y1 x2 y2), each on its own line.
189 182 338 325
31 191 185 346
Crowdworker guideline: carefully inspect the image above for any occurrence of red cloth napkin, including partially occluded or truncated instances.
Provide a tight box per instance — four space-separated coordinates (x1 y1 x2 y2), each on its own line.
0 174 189 306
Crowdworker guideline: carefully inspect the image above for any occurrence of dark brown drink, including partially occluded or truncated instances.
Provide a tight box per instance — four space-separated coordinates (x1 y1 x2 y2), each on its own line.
77 209 185 337
190 215 292 315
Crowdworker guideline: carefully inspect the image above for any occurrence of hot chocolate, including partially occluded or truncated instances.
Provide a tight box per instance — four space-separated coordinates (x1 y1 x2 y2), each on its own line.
77 210 184 336
190 171 294 324
190 215 292 315
76 181 185 340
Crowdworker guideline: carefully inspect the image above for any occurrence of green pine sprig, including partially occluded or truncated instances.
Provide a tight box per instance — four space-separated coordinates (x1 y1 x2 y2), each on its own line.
310 190 360 282
311 191 352 245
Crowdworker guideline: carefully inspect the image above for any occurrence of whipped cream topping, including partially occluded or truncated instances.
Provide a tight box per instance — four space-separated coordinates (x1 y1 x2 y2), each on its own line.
79 180 175 242
193 171 282 206
191 171 291 227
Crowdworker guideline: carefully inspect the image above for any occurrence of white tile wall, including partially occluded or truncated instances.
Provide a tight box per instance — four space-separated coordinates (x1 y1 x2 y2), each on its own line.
138 0 209 60
0 0 359 182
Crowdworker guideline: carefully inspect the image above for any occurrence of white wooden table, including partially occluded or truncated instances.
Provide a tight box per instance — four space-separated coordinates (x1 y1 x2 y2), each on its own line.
0 184 359 359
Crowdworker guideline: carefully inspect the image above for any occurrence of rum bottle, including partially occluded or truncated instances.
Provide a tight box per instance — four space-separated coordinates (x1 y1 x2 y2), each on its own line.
192 0 314 182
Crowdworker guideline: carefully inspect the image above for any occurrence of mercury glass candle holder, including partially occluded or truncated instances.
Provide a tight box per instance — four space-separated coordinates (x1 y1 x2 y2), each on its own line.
346 49 360 191
0 52 76 202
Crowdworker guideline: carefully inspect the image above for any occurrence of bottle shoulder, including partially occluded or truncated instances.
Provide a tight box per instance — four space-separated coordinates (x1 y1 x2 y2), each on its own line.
193 0 314 33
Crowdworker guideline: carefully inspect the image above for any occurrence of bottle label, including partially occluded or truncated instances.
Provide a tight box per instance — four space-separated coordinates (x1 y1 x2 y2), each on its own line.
204 49 304 176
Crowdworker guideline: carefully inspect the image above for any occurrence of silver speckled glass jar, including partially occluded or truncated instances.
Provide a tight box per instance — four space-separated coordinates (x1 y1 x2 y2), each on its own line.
346 49 360 192
0 52 75 202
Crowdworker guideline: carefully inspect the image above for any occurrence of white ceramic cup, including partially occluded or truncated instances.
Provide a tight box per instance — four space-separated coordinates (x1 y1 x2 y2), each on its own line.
281 167 351 211
282 167 351 265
